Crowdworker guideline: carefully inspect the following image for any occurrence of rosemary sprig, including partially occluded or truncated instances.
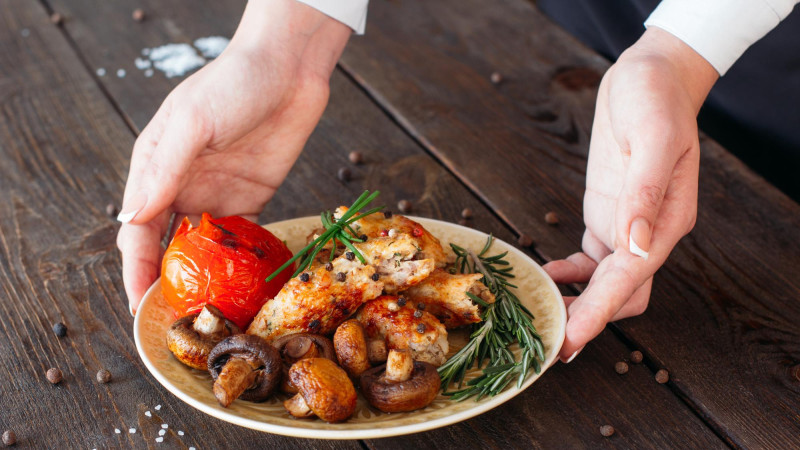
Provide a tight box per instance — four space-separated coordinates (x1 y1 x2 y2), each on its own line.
265 190 383 282
438 235 546 401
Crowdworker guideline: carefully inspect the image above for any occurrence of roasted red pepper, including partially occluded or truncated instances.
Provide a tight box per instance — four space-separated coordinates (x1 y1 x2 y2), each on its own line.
161 213 293 329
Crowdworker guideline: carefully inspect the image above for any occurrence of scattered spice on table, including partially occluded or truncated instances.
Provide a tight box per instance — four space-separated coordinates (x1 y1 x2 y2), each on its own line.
517 234 533 247
132 9 145 22
105 203 118 217
159 429 166 436
348 151 363 164
544 211 559 225
50 13 63 25
461 208 473 219
129 428 136 434
155 437 164 443
600 425 615 437
52 322 67 338
155 404 161 410
655 369 670 384
490 72 503 84
397 199 412 213
630 350 643 364
114 429 120 434
337 167 351 182
46 368 62 384
2 430 16 446
96 369 112 384
145 411 151 417
614 361 629 375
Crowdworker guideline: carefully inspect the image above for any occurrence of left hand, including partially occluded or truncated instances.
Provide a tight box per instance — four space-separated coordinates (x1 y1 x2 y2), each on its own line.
543 27 718 362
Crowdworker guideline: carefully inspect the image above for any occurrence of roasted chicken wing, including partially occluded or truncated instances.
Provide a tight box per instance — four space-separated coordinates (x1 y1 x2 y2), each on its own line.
356 295 448 366
401 269 494 328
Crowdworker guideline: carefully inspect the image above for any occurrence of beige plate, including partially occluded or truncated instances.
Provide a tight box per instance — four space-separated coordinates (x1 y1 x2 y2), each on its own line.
134 216 566 439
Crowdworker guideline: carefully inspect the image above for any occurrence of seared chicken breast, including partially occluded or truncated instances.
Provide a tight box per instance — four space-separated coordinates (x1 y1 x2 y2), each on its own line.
247 257 383 342
402 269 494 328
353 234 434 293
356 295 448 366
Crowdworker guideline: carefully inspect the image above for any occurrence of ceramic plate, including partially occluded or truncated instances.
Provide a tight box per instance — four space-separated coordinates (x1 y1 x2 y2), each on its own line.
134 216 566 439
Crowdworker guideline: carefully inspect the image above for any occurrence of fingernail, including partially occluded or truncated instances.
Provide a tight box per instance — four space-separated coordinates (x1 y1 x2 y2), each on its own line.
562 346 585 364
117 192 147 223
629 217 650 260
129 302 136 317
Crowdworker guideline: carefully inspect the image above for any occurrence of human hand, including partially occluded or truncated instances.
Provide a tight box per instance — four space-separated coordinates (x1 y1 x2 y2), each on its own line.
543 27 718 362
116 0 351 315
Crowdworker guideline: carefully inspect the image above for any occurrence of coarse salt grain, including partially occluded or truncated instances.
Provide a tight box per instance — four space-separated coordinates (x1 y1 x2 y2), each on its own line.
146 43 205 78
114 429 120 434
161 424 168 429
134 57 152 70
155 437 164 443
194 36 229 58
96 68 106 77
155 404 161 410
129 428 136 434
117 69 126 78
189 447 196 450
158 429 166 436
178 431 184 436
145 411 151 417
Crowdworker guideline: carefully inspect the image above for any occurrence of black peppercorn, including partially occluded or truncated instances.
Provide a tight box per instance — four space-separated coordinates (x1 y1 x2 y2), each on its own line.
46 368 62 384
630 350 643 364
348 151 363 165
416 302 426 310
397 297 407 307
337 167 352 182
397 199 412 214
614 361 629 375
324 262 333 271
2 430 16 446
345 251 355 261
309 319 320 329
413 310 423 318
371 273 380 281
359 234 368 241
383 211 393 219
461 208 473 219
299 272 310 282
336 272 346 282
416 323 426 333
96 369 111 384
517 234 533 247
600 425 615 437
52 322 67 338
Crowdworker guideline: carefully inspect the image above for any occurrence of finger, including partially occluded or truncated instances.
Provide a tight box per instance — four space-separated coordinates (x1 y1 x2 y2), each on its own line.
543 252 597 284
117 212 171 315
558 252 647 360
610 277 652 321
581 229 611 263
615 137 684 259
118 104 211 224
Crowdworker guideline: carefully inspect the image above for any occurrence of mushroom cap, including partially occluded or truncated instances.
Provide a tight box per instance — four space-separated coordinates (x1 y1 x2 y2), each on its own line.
333 320 371 378
166 312 240 370
208 334 281 402
272 333 336 394
288 358 357 423
360 361 441 413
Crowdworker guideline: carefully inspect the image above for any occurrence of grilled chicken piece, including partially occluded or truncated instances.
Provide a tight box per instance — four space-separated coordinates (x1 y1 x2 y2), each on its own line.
401 269 494 328
356 295 448 366
325 207 451 268
247 257 383 342
354 234 434 293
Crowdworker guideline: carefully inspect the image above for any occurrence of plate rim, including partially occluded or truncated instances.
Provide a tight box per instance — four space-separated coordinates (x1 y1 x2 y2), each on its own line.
134 215 566 439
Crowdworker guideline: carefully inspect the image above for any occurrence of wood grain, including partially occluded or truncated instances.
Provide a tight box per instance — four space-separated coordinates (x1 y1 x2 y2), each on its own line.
2 0 721 447
338 0 800 447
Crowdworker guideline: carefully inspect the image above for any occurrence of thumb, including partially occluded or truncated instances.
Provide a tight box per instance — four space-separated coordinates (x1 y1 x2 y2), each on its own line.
615 142 681 260
118 109 210 224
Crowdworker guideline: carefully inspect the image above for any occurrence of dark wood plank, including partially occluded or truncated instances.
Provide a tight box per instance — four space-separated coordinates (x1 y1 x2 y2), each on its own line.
338 0 800 447
29 0 721 447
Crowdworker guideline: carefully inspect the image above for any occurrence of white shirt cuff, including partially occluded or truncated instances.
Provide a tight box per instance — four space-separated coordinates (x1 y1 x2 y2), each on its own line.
296 0 369 34
645 0 798 75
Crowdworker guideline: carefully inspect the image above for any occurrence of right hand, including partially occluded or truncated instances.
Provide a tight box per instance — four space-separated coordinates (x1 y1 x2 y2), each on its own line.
117 0 352 315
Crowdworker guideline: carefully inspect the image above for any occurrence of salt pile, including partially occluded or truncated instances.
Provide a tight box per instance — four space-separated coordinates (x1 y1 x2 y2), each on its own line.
194 36 229 58
135 36 230 78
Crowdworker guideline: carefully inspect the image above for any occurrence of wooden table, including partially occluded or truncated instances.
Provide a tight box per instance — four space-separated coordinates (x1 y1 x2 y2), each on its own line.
1 0 798 448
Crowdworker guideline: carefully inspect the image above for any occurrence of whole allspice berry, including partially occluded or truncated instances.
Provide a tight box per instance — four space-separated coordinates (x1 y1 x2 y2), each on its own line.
132 8 145 22
2 430 16 446
599 425 615 437
517 234 533 247
630 350 643 364
96 369 112 384
348 151 363 165
614 361 629 375
490 72 503 85
337 167 352 182
105 203 118 218
50 12 63 25
461 208 473 219
544 211 559 225
655 369 670 384
46 367 63 384
397 199 412 214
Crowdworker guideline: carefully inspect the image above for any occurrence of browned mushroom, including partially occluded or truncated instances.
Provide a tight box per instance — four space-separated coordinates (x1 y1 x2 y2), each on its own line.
166 304 240 370
360 349 440 413
208 334 281 407
333 320 371 378
367 338 388 365
271 333 335 393
283 358 356 423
